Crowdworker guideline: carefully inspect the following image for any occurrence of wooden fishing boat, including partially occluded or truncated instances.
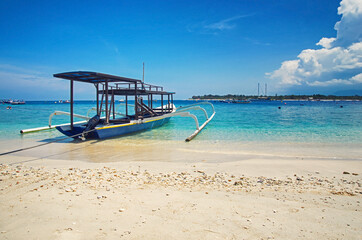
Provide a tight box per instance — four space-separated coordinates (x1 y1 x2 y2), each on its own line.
21 71 215 141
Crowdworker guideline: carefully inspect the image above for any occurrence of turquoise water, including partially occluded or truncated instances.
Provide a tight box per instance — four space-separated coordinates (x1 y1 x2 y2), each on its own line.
0 100 361 143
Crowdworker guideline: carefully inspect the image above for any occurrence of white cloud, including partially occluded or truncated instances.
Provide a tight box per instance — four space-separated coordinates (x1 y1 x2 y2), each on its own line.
316 37 336 49
204 15 252 31
307 73 362 86
268 0 362 89
187 14 254 34
338 0 362 16
308 78 351 86
334 0 362 47
351 72 362 82
266 60 301 85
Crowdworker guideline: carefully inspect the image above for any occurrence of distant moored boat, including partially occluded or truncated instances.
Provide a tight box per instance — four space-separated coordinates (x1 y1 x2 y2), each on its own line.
10 100 26 105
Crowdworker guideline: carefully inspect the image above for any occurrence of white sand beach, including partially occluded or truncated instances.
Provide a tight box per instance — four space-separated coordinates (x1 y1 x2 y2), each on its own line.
0 139 361 240
2 0 362 239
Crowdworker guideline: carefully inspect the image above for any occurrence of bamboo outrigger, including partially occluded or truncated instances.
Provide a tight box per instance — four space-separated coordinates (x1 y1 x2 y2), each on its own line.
20 71 215 141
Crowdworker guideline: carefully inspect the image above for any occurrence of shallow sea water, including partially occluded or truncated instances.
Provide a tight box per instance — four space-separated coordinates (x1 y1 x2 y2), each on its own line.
0 100 361 162
1 100 361 142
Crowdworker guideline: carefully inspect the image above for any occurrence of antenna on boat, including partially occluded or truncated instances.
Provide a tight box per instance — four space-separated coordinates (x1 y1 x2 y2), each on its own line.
142 62 145 82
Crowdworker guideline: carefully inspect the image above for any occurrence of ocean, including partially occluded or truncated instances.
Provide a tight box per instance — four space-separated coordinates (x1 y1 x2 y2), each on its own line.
1 100 361 144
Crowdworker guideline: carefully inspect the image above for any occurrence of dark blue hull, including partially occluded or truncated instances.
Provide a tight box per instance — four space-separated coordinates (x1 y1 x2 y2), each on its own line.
56 117 170 140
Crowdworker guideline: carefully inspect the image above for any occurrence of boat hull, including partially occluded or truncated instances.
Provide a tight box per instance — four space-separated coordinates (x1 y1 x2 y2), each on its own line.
56 116 171 140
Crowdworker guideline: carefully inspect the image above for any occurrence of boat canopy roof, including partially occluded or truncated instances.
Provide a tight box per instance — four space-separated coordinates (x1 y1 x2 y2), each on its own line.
54 71 175 95
54 71 141 84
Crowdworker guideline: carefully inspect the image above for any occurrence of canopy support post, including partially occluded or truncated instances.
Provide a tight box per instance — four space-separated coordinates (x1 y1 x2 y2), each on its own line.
168 94 170 112
125 95 128 116
150 94 153 110
70 80 74 130
96 83 99 115
135 82 138 120
105 80 109 124
111 89 115 119
161 94 163 114
99 84 105 116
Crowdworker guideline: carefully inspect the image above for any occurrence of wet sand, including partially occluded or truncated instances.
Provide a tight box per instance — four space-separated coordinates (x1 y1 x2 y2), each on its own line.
0 139 361 239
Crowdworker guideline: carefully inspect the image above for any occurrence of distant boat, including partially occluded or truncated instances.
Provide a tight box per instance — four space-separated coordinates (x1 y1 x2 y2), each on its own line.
3 99 13 104
57 100 70 103
250 97 272 102
10 100 26 105
232 100 251 104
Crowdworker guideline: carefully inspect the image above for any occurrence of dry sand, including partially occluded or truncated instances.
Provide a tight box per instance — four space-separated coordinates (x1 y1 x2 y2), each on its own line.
0 139 361 239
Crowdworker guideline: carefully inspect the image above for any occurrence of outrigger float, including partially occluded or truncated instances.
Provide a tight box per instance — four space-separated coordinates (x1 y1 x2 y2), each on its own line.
20 71 215 141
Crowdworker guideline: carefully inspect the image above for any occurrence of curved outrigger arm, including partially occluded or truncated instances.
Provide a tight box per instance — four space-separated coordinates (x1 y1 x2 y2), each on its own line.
186 111 215 141
176 106 209 120
177 102 215 115
166 111 200 130
49 111 90 128
171 102 216 141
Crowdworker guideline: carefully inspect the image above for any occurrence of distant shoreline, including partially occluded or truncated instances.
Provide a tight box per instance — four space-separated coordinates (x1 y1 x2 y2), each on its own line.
188 98 361 102
189 94 362 101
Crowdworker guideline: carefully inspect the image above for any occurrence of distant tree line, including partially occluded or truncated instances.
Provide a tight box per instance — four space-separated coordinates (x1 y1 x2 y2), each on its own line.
191 94 362 100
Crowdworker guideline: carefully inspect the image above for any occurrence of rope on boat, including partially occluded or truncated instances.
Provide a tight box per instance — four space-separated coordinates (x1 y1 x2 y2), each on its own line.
0 129 96 157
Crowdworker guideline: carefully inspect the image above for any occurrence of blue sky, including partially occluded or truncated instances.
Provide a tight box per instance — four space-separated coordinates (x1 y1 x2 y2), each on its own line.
0 0 361 100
